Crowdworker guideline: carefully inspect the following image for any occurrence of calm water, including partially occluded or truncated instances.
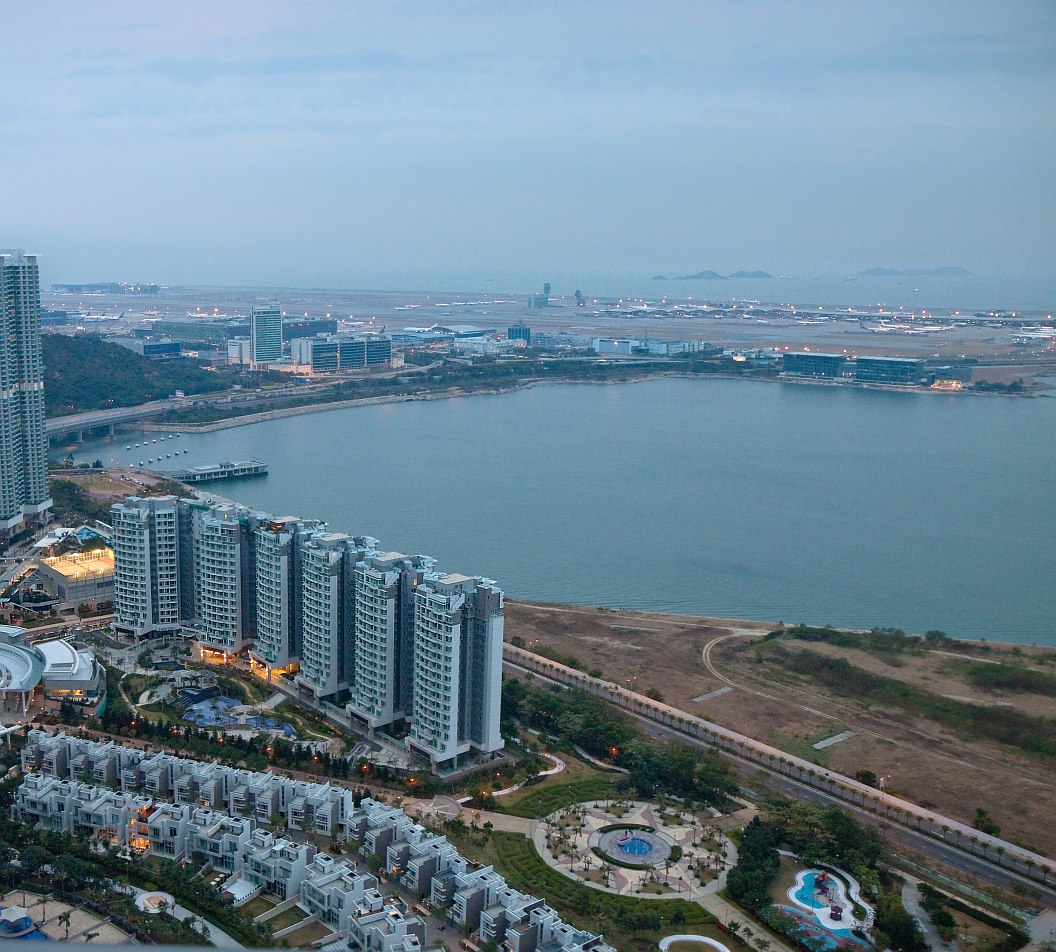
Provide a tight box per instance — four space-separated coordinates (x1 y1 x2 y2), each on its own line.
63 379 1056 645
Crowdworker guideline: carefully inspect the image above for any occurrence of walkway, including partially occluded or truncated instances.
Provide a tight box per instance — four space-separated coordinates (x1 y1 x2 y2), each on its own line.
122 885 243 948
901 880 946 951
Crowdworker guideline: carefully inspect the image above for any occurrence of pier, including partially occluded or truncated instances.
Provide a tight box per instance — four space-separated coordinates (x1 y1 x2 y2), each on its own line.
171 460 268 483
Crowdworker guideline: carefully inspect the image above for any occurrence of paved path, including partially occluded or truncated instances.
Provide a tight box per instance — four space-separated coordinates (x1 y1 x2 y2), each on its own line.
901 880 945 950
124 886 243 948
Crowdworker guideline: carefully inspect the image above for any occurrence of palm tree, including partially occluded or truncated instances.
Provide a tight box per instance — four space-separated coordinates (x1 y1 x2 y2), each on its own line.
58 911 72 941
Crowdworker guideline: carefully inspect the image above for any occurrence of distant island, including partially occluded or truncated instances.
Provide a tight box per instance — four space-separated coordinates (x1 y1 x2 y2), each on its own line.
652 269 772 280
857 266 972 277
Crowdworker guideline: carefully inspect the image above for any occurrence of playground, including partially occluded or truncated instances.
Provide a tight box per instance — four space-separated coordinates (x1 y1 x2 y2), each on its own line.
767 866 873 951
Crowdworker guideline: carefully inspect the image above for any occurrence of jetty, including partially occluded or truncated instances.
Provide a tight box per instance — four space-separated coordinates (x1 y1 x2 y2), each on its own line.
171 460 268 483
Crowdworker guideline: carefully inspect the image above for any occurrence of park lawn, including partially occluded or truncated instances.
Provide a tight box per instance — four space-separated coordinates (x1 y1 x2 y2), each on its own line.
492 757 624 818
136 702 179 726
122 674 162 698
948 908 1015 952
767 856 802 906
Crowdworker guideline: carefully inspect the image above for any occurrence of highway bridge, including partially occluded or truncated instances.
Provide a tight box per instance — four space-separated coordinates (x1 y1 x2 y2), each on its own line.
46 399 179 443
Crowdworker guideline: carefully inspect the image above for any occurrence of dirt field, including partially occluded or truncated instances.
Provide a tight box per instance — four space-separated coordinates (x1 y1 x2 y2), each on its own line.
505 601 1056 859
60 468 184 501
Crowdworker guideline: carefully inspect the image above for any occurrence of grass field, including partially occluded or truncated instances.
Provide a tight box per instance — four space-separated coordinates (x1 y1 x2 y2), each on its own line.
495 776 624 818
491 756 625 818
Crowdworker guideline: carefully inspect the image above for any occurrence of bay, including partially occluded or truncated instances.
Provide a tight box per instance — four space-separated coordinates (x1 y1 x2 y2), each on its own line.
62 378 1056 646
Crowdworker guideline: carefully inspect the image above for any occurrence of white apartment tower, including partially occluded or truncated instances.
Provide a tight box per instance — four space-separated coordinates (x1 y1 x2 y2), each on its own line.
295 533 364 701
111 496 182 640
408 574 505 768
347 553 433 733
0 250 51 533
192 504 259 660
251 516 320 679
250 304 282 367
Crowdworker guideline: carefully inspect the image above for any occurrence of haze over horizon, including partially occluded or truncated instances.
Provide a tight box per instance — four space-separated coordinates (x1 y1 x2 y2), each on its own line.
3 1 1054 290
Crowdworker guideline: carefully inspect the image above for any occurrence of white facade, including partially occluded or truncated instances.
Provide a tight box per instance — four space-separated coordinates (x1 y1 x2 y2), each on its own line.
17 735 612 952
252 516 318 675
347 553 433 732
408 574 505 767
111 496 182 639
296 533 357 700
250 304 282 366
192 504 256 658
0 250 51 532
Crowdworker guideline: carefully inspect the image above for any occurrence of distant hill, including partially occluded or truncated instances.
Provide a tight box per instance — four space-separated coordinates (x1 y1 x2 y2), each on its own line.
42 334 276 417
653 269 773 280
653 269 728 281
857 266 972 277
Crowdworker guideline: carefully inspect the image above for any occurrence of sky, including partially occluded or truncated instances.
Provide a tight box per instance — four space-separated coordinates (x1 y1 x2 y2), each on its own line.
2 1 1055 289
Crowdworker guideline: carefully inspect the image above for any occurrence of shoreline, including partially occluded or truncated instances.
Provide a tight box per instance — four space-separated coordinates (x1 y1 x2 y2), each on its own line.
506 599 1056 653
135 368 1044 435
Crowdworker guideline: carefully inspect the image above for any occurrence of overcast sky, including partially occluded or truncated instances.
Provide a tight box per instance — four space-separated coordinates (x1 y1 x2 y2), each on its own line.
2 1 1054 288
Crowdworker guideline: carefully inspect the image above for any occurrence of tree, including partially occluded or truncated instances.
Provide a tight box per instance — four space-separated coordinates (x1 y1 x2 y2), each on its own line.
58 911 72 941
973 807 1001 836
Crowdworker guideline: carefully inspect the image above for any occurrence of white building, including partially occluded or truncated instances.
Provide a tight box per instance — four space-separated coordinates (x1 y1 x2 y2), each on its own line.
16 740 612 952
191 504 259 660
110 496 182 640
250 304 283 367
0 250 51 535
408 574 505 769
251 516 320 679
296 533 370 701
227 337 252 364
240 829 316 901
347 553 433 733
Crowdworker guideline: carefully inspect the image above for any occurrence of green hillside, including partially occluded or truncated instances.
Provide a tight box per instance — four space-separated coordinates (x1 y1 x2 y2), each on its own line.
42 334 273 416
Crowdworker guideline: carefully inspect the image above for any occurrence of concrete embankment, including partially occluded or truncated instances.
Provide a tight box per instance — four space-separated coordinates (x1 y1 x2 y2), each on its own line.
139 388 486 433
136 375 668 433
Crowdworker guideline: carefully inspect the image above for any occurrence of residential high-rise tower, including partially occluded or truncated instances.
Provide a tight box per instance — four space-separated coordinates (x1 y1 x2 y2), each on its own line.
0 250 51 533
111 496 183 640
